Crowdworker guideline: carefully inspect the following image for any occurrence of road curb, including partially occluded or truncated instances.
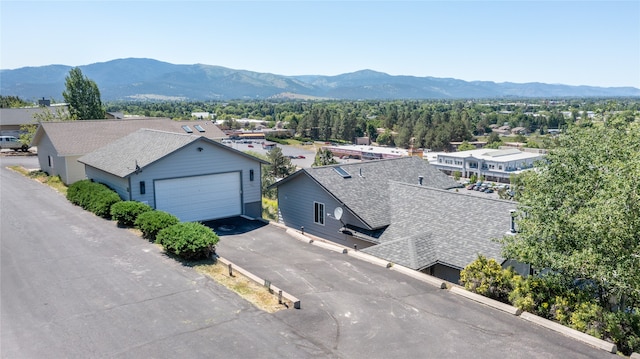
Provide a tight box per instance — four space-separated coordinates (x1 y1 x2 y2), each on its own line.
216 256 301 309
389 264 447 289
449 286 522 316
519 312 617 353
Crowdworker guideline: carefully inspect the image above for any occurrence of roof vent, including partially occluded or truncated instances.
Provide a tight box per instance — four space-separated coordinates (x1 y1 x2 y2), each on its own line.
334 166 351 178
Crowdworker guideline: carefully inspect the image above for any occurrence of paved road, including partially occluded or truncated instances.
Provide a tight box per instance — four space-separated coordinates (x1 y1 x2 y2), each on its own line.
1 155 614 358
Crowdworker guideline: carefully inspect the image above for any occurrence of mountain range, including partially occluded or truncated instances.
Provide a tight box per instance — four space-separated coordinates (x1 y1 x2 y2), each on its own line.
1 58 639 101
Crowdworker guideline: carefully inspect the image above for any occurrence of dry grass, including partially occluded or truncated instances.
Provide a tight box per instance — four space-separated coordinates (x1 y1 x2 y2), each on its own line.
8 166 68 195
195 262 290 313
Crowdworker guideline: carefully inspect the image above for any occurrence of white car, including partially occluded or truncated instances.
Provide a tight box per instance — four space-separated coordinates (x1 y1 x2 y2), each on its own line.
0 136 30 151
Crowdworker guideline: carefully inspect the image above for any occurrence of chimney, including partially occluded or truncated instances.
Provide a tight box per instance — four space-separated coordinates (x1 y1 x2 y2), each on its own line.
509 209 517 233
418 176 424 185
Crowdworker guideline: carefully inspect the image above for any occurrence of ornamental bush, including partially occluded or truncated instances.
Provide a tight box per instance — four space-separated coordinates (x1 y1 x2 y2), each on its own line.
459 255 514 303
156 222 219 260
66 179 122 219
110 201 153 227
134 210 179 242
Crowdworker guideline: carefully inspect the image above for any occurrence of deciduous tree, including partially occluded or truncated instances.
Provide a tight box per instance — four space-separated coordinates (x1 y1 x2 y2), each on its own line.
501 121 640 308
62 67 105 120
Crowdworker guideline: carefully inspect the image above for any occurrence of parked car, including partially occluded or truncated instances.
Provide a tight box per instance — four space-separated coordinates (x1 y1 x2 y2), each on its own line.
466 184 476 190
247 144 254 148
0 136 29 151
297 155 306 159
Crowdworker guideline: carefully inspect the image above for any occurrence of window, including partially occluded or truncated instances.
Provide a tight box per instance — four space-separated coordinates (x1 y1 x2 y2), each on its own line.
181 125 193 133
314 202 325 225
249 169 254 181
194 125 205 132
48 155 54 168
333 166 351 178
140 181 146 195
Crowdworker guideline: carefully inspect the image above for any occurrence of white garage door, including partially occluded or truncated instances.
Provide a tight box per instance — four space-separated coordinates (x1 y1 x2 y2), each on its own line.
155 172 241 222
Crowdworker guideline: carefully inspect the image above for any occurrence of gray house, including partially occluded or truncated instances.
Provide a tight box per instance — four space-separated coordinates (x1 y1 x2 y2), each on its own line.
274 157 461 247
31 118 227 185
273 157 520 283
78 129 267 222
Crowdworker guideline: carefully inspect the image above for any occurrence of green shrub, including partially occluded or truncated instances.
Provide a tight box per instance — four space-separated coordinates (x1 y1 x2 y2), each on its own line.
134 210 179 241
156 222 219 260
110 201 153 227
66 180 122 219
604 311 640 355
570 302 604 338
459 255 514 303
66 179 93 207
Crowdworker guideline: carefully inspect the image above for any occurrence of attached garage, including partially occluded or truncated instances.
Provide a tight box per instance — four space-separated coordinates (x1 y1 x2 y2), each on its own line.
155 172 241 222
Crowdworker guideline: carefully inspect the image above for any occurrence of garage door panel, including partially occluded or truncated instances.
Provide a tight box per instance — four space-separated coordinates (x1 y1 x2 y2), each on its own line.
155 172 241 222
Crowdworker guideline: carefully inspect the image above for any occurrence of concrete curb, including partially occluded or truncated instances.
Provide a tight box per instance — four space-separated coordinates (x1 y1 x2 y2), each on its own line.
275 222 621 355
389 264 447 289
519 312 617 354
449 286 522 316
216 256 301 309
285 228 347 254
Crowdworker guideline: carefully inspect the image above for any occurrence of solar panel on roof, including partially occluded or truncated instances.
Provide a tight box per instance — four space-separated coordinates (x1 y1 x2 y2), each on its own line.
334 166 351 178
182 125 193 133
194 125 205 132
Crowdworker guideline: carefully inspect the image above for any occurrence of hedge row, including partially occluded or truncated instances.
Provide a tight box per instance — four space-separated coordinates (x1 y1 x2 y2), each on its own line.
111 201 153 227
460 255 640 355
67 180 219 262
66 180 122 219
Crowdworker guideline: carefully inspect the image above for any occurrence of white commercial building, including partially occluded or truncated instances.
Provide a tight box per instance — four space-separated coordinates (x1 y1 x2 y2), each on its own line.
430 148 545 183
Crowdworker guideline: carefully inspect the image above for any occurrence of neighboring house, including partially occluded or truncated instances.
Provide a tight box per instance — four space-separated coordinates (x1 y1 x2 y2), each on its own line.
430 148 545 183
78 129 267 222
0 105 69 137
273 157 461 249
31 118 227 185
273 157 524 283
363 183 520 283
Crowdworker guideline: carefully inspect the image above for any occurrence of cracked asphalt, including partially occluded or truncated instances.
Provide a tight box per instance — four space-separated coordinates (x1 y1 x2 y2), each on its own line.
1 155 614 358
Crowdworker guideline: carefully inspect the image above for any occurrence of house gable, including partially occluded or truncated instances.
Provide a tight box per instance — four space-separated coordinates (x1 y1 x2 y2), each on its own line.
80 129 266 221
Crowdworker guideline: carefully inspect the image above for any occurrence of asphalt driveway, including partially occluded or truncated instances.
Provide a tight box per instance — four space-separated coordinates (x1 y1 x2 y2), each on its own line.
1 154 614 358
207 216 614 359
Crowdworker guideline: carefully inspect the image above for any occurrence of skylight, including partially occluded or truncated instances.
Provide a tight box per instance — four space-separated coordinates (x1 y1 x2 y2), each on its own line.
334 166 351 178
194 125 205 132
182 125 193 133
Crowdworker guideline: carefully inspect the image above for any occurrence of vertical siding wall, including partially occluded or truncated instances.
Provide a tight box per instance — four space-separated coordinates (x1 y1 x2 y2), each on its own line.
37 134 69 184
278 174 372 248
84 166 130 200
88 141 263 212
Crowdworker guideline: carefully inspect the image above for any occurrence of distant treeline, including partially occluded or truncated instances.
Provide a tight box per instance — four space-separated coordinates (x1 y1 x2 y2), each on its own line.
102 98 636 150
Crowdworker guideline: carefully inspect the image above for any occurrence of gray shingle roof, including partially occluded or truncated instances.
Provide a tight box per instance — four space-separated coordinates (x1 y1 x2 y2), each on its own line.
362 182 516 270
282 157 461 229
78 129 267 178
0 106 70 126
32 118 227 155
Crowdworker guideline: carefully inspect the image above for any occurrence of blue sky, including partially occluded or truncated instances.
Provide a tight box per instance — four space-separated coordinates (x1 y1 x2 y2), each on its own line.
2 1 639 88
